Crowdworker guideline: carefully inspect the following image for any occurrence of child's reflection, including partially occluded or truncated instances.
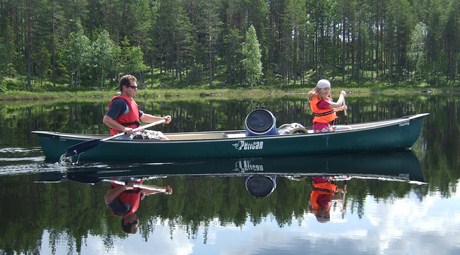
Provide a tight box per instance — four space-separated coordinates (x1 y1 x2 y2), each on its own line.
308 176 346 223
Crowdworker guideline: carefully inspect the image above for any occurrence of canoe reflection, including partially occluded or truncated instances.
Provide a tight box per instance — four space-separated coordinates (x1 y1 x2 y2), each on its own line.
38 150 423 185
53 150 423 185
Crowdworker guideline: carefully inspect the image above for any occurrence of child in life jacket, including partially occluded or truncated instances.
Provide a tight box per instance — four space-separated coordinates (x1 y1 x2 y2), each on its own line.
308 176 346 223
307 79 349 133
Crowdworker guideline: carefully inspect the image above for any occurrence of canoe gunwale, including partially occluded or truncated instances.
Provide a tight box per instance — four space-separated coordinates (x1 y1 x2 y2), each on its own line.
32 113 429 143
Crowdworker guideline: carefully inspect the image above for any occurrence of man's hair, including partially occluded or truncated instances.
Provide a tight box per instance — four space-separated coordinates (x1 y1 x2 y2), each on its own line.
121 218 138 234
119 74 137 92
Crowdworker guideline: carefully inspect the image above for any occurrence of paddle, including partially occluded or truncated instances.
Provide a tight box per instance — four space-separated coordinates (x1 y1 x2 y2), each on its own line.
103 179 171 193
341 180 348 219
343 95 348 125
64 119 166 157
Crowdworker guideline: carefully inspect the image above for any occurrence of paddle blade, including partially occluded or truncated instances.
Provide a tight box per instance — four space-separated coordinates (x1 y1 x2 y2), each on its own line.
65 139 101 157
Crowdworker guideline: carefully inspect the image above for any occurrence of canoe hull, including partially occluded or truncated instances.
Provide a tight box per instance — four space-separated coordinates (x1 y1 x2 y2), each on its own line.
33 113 428 162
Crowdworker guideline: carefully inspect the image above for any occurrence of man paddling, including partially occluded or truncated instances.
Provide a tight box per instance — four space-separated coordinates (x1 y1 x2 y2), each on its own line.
103 74 172 140
104 179 173 234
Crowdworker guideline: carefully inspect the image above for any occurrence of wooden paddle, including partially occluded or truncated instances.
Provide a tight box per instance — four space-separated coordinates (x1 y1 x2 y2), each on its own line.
64 119 166 157
103 179 171 193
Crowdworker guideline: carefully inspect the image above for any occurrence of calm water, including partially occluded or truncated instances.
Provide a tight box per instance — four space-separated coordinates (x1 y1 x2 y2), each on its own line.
0 92 459 255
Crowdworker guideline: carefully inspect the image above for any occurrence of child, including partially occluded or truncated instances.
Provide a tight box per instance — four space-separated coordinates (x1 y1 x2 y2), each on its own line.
308 79 348 132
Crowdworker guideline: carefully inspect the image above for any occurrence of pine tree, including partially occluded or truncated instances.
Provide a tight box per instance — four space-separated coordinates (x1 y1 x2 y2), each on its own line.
241 25 263 87
408 22 427 83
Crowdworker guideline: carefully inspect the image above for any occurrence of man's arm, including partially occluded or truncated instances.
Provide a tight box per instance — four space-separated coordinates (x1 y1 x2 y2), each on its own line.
141 185 173 196
104 184 133 205
140 114 172 124
103 115 135 134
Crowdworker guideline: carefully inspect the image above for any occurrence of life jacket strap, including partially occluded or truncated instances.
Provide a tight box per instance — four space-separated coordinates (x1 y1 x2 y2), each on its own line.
313 187 335 194
120 121 141 127
313 110 335 117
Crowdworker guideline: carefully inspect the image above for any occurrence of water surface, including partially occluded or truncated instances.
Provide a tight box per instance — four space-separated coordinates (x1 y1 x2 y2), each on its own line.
0 93 459 255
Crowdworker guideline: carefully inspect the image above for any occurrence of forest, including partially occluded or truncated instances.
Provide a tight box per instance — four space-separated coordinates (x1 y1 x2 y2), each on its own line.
0 0 459 92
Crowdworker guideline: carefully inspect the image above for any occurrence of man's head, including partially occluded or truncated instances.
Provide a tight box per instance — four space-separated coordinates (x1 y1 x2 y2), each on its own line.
119 74 138 95
121 214 139 234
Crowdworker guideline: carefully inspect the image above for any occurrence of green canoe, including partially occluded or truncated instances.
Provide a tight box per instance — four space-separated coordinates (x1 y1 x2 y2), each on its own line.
32 113 429 163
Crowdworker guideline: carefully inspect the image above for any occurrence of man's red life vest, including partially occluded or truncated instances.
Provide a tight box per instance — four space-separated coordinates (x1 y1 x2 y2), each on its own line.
117 190 142 216
108 95 140 135
111 182 144 216
309 93 337 124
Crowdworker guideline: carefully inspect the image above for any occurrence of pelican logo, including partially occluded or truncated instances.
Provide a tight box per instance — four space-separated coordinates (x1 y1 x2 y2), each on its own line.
234 160 264 172
232 140 264 151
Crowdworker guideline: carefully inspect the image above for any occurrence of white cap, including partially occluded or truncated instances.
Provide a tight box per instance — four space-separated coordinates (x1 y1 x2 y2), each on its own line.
317 79 331 89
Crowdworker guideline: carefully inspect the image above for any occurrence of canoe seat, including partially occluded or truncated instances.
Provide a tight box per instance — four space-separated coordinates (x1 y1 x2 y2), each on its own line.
225 133 246 138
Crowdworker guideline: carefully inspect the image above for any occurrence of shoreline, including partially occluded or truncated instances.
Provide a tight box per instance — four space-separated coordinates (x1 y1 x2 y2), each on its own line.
0 87 450 102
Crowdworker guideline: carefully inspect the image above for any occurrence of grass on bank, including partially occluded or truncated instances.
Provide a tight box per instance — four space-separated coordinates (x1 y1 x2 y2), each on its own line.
0 75 456 102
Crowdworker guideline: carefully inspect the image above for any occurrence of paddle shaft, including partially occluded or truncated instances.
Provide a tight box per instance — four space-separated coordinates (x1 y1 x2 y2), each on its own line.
64 119 166 157
341 181 348 219
103 179 167 192
102 119 166 141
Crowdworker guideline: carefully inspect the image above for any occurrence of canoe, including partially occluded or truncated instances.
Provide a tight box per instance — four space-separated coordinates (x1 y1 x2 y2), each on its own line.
37 150 424 184
32 113 429 163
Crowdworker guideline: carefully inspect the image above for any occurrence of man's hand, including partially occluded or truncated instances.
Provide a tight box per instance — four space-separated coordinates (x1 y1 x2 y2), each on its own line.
123 127 135 135
164 185 173 195
163 115 172 124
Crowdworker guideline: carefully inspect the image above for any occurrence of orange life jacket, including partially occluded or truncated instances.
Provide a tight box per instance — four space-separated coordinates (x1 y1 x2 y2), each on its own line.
108 95 140 135
309 181 337 211
310 93 337 124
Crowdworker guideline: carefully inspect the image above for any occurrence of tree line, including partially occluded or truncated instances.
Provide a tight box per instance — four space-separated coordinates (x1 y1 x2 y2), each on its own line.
0 0 459 91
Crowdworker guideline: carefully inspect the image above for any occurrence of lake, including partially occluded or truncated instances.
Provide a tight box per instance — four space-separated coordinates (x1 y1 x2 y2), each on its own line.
0 91 459 255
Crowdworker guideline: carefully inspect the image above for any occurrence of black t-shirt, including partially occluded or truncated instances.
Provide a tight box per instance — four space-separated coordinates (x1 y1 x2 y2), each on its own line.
108 198 130 216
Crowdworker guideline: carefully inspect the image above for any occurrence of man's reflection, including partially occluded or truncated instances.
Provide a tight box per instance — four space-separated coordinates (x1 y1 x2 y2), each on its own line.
104 178 173 234
308 176 346 223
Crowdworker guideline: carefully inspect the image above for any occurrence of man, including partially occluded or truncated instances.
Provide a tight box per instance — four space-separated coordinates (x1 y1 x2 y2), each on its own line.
103 74 172 140
104 180 173 234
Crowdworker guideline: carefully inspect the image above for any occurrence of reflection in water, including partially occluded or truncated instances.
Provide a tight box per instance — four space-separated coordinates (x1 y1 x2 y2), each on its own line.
104 178 173 234
0 146 454 254
36 151 424 228
41 150 423 183
308 176 347 223
245 175 277 198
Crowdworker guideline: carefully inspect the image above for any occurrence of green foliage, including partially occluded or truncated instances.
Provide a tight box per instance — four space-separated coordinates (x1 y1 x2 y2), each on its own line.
63 24 92 88
119 37 148 75
241 25 263 87
408 22 427 82
0 0 459 90
91 30 121 87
